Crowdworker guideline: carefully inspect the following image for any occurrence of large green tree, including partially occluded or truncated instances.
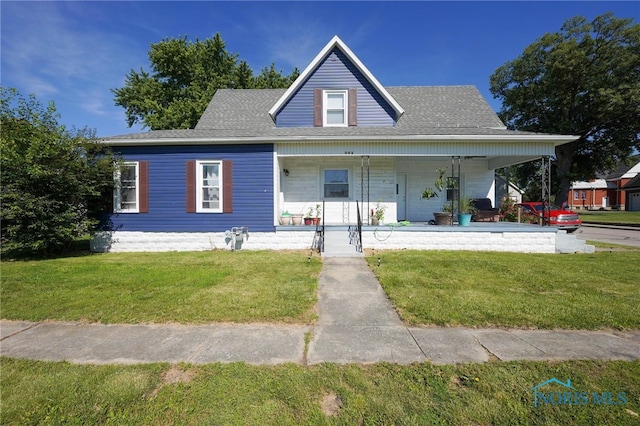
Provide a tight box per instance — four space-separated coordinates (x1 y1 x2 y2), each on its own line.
1 88 116 256
113 33 299 130
490 13 640 205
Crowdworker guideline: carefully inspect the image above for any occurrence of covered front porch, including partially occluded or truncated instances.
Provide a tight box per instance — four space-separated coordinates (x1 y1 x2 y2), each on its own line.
273 137 560 227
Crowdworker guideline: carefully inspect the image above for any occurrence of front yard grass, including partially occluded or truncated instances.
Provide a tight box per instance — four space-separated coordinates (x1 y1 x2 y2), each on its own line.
578 210 640 224
2 357 638 425
367 251 640 330
1 251 321 324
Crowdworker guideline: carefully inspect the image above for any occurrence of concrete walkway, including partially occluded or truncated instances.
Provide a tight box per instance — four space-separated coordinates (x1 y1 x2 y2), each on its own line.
2 257 640 365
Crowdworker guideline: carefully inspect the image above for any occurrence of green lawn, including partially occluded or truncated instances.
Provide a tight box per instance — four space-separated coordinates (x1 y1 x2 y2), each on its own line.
2 358 638 425
1 251 321 324
4 249 640 330
367 251 640 330
578 210 640 224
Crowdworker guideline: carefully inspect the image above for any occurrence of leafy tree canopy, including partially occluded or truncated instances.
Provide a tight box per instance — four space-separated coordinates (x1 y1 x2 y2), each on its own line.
490 13 640 205
1 87 116 257
113 33 299 130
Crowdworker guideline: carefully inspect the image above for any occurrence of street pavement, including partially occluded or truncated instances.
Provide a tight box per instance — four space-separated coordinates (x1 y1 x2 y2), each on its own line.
576 223 640 247
2 258 639 365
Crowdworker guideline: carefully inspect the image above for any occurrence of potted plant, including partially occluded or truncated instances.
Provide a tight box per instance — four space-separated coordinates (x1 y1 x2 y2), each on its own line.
421 168 452 225
371 200 386 225
291 212 303 225
312 204 322 225
304 207 313 225
279 211 292 225
458 196 478 227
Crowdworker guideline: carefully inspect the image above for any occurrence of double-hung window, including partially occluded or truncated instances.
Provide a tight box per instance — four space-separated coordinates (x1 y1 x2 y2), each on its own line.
114 162 139 213
323 90 348 127
314 88 356 127
323 168 350 199
196 160 222 212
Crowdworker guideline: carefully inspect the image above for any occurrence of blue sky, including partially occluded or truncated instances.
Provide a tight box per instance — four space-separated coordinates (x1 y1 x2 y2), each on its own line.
2 1 638 137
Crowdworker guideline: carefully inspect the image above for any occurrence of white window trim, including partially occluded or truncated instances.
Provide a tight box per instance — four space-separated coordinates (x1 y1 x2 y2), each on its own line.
322 167 351 200
114 161 139 213
323 90 348 127
196 160 223 213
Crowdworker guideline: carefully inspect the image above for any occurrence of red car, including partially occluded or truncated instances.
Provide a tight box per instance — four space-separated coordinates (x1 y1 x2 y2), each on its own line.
516 202 582 232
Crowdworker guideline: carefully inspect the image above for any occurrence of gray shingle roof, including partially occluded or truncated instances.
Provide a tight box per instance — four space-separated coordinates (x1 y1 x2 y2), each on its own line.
103 86 559 142
389 86 505 130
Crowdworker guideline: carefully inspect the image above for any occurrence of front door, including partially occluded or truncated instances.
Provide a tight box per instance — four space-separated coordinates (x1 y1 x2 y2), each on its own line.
397 173 407 221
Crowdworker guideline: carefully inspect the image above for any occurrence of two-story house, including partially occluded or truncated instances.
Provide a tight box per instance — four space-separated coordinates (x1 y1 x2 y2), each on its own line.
95 36 578 253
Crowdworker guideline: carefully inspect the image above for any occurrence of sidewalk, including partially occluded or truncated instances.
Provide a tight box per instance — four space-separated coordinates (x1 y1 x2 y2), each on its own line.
2 257 640 365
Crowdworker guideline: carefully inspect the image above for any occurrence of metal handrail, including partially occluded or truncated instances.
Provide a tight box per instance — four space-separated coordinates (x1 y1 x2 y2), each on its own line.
311 200 325 253
348 200 363 253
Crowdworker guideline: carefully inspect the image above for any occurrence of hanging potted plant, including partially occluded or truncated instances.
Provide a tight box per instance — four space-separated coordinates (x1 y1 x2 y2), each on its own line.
421 168 452 225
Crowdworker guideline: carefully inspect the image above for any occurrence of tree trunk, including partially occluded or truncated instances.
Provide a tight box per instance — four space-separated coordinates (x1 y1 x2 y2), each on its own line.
554 142 577 207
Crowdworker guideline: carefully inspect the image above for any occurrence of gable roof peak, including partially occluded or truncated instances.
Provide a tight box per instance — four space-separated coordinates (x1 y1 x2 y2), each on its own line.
268 35 404 121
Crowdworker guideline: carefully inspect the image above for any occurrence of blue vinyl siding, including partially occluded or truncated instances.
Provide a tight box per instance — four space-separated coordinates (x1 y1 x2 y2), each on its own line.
110 144 274 232
276 48 396 127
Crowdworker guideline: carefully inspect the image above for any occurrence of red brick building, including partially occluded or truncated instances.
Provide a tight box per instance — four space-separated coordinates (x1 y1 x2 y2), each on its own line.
569 161 640 210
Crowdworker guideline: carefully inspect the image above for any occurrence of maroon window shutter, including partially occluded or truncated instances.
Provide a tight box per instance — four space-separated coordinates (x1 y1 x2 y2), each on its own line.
138 161 149 213
222 160 233 213
313 88 323 127
186 160 196 213
348 88 357 126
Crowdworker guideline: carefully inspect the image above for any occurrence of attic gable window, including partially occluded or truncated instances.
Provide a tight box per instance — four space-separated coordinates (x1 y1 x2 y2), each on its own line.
314 88 357 127
324 90 347 127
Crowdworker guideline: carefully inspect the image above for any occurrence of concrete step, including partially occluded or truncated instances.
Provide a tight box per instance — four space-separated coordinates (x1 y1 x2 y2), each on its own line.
322 231 363 257
556 231 595 253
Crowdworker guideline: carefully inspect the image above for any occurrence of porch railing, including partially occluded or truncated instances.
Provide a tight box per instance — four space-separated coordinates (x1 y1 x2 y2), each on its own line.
348 200 363 253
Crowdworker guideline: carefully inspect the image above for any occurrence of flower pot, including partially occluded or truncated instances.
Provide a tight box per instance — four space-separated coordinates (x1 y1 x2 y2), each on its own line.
312 217 320 225
459 213 472 227
433 212 453 225
371 218 379 226
279 215 291 225
291 214 303 225
304 217 313 225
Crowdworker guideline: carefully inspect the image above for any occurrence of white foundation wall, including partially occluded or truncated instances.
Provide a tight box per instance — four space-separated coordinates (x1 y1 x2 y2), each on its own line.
92 229 557 254
91 231 317 253
363 230 557 253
